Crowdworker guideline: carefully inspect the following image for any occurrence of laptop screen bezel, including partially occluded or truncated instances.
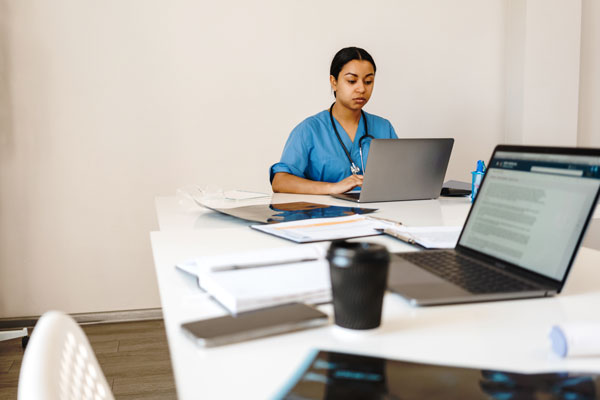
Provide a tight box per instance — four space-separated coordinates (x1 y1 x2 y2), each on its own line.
454 144 600 291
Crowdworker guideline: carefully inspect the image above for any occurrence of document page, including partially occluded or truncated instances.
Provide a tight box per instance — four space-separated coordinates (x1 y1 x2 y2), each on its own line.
251 215 382 243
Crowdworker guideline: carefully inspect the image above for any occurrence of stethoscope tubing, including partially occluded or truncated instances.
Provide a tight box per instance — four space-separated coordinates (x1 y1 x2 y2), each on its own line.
328 103 374 175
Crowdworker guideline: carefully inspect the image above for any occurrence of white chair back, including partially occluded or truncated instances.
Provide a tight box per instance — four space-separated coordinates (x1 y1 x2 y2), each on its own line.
18 310 115 400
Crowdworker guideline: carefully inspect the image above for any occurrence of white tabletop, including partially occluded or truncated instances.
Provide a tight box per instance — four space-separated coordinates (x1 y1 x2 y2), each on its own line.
151 194 600 399
155 193 473 231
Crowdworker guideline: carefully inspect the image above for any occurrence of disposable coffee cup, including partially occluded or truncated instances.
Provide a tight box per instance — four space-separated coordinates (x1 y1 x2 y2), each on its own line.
326 241 390 330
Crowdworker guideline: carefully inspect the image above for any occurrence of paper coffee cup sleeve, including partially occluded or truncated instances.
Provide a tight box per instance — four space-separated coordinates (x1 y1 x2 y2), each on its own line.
550 323 600 358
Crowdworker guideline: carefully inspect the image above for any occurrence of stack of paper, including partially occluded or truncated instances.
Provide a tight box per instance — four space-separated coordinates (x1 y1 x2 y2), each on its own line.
176 245 331 314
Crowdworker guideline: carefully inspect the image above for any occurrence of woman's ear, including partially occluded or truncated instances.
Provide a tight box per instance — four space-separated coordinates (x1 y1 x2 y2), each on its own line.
330 75 337 97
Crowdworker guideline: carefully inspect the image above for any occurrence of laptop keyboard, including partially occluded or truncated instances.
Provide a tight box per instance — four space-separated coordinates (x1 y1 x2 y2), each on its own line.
398 251 539 294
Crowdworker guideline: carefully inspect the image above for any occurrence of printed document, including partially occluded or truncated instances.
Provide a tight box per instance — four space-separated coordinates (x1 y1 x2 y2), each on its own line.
251 214 382 243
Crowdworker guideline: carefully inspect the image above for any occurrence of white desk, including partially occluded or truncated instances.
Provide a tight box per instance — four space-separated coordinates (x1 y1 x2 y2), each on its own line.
155 193 472 231
151 195 600 399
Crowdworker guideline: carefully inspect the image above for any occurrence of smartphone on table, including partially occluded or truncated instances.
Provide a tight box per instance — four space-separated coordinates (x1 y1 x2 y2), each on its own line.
181 303 329 348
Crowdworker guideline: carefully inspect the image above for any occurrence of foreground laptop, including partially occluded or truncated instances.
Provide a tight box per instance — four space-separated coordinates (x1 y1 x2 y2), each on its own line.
388 145 600 306
331 138 454 203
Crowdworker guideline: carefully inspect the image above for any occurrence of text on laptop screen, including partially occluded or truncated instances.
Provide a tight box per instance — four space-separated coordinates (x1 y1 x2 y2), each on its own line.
459 151 600 280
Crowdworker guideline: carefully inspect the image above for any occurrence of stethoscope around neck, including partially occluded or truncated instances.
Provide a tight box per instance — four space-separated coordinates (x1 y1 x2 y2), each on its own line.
329 103 374 175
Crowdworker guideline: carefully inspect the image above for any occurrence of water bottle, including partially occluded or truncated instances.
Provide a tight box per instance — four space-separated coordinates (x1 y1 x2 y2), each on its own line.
471 160 486 202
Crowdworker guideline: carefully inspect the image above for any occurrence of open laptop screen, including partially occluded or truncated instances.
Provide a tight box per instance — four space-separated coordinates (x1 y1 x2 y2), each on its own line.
458 150 600 281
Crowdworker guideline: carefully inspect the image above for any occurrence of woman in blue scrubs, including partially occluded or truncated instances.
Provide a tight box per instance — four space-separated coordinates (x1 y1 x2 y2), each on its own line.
270 47 398 194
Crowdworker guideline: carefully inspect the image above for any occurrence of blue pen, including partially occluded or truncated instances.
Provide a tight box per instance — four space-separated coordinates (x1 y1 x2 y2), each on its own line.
471 160 486 202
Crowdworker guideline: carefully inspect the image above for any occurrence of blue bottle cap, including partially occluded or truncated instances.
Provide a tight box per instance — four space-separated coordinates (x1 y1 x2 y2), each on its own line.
476 160 486 173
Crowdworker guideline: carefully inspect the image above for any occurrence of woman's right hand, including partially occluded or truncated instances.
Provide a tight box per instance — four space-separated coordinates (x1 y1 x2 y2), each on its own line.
328 174 364 194
271 172 363 195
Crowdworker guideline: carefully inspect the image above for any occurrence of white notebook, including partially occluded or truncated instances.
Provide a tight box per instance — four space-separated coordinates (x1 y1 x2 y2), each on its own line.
175 245 331 314
199 260 331 314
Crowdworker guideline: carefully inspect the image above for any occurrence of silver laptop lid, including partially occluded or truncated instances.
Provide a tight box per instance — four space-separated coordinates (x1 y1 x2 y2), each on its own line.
457 146 600 284
357 138 454 202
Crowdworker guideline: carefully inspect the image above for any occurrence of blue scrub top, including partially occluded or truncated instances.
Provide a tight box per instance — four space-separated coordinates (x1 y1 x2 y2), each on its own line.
270 110 398 183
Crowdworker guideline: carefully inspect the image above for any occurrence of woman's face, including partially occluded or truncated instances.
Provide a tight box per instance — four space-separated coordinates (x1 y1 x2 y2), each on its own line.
330 59 375 111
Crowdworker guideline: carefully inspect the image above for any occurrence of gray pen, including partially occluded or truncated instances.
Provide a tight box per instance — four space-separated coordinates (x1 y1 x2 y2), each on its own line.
366 216 403 226
212 257 319 272
381 228 416 245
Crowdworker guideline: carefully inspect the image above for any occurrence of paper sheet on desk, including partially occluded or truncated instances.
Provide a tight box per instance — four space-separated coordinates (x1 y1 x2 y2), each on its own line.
251 214 382 243
223 190 270 200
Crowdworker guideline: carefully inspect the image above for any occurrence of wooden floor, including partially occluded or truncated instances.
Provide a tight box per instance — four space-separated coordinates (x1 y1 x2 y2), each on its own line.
0 319 177 400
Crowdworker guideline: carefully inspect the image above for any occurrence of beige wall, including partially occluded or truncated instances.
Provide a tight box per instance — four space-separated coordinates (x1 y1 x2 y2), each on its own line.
578 0 600 147
504 0 582 145
0 0 586 317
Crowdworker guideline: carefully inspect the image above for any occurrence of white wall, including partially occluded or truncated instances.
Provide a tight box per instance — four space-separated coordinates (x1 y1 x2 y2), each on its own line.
504 0 582 145
0 0 556 318
578 0 600 147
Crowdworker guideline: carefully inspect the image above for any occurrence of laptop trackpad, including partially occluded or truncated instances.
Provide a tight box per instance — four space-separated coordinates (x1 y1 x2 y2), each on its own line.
387 255 470 303
388 256 446 285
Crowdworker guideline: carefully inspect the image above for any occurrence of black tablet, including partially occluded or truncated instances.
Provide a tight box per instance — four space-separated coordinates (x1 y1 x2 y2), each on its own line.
276 350 600 399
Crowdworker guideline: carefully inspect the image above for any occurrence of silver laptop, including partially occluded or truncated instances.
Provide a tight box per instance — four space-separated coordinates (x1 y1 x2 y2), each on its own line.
388 145 600 306
331 139 454 203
